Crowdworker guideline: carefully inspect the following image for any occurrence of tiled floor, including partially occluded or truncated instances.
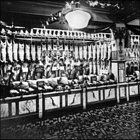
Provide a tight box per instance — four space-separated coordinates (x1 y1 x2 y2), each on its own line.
1 100 140 139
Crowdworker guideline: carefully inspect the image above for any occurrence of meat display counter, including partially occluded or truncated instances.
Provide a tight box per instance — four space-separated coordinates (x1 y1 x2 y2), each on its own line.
0 81 139 120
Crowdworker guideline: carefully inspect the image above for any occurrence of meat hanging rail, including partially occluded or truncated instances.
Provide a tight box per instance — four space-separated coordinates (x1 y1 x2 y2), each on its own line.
1 26 114 42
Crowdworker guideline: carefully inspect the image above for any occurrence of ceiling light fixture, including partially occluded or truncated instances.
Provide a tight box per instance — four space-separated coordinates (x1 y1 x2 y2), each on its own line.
65 10 91 29
64 0 91 29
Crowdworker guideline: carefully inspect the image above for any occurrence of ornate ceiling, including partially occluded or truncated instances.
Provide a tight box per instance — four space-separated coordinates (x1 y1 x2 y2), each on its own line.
1 0 140 32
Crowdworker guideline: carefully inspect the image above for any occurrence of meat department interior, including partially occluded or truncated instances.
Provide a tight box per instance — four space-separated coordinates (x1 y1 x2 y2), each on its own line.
0 0 140 123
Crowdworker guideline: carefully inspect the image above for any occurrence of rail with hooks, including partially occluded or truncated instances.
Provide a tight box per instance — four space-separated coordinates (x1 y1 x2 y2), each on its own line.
1 27 113 42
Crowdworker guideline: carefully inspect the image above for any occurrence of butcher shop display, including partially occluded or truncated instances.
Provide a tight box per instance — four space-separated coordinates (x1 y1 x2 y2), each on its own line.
0 28 139 99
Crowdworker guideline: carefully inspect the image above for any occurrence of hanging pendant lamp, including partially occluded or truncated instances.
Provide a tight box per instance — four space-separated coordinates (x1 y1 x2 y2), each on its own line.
65 10 91 29
64 0 91 29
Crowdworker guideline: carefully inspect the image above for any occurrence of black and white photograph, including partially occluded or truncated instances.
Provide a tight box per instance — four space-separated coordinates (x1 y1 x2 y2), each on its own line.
0 0 140 139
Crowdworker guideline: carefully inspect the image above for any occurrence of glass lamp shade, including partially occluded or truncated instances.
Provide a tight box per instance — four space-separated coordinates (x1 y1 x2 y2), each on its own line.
65 10 91 29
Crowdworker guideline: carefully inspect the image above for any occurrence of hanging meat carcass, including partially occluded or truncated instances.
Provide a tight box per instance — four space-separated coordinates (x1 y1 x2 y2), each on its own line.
88 44 92 59
92 43 96 74
64 41 69 58
31 42 36 62
103 42 107 60
11 62 21 81
99 42 102 71
0 39 7 63
79 45 83 60
107 42 112 60
41 42 47 54
25 42 31 61
59 40 64 58
52 39 58 58
96 42 100 60
36 43 42 61
2 63 13 85
101 42 106 69
100 42 104 70
20 62 29 81
84 44 88 60
78 45 80 59
6 39 13 63
47 39 52 58
96 42 100 74
27 63 36 80
18 41 25 62
41 41 47 63
75 44 78 60
13 40 19 62
101 42 104 61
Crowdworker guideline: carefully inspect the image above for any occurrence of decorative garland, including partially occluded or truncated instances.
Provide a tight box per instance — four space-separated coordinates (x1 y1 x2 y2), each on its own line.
86 0 121 9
